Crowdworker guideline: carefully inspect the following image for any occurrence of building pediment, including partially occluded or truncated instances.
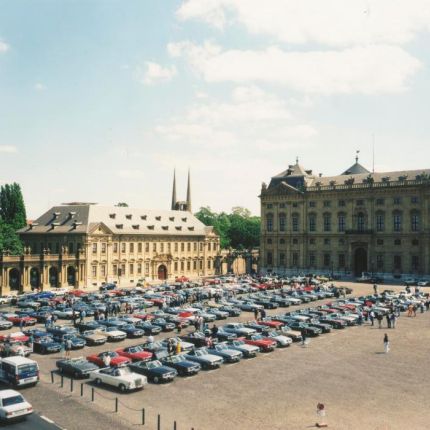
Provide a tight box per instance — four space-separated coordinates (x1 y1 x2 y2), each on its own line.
88 222 113 236
264 181 301 196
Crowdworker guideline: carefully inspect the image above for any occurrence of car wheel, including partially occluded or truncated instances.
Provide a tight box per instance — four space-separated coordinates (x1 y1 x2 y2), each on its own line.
119 384 127 392
153 376 160 383
95 378 102 385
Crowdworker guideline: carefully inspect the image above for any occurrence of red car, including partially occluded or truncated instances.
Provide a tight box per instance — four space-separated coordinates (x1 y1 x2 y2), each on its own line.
0 331 29 343
258 319 283 329
69 290 87 297
87 351 131 367
4 314 37 326
116 346 153 362
133 313 154 321
245 334 277 352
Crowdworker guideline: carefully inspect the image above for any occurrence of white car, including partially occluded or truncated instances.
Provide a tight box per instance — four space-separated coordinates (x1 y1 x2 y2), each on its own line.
0 389 33 421
266 331 293 347
96 327 127 342
222 323 256 337
51 288 70 296
89 367 146 392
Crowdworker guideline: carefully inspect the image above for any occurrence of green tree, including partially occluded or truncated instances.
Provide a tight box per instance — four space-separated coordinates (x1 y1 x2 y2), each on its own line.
195 206 260 250
0 183 27 229
115 202 129 207
0 219 23 254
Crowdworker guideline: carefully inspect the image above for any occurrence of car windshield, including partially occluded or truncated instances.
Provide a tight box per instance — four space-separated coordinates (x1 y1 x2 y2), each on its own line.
117 368 131 375
169 356 181 363
196 349 208 356
216 345 227 350
252 335 263 340
104 352 117 358
232 341 244 346
146 361 161 369
2 395 25 407
18 364 38 375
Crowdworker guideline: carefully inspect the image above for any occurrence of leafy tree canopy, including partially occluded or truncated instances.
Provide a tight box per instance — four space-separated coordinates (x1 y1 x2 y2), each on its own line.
115 202 129 207
0 183 26 254
195 206 260 250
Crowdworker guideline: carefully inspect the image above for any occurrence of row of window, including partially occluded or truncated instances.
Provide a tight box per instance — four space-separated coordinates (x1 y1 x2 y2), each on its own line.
266 252 420 271
267 237 420 247
267 212 420 233
91 260 213 278
91 241 218 255
266 196 419 210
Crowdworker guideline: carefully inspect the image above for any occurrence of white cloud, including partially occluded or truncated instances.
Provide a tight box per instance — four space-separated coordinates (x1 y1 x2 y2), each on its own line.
0 40 9 53
0 145 17 153
154 86 316 149
169 42 421 94
117 169 145 179
177 0 430 47
136 61 177 85
34 83 47 91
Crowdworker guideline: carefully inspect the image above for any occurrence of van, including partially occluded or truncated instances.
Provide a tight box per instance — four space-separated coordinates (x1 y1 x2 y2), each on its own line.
0 357 39 387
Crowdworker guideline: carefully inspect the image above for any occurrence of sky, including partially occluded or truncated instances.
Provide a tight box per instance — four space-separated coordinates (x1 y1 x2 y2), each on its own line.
1 0 430 218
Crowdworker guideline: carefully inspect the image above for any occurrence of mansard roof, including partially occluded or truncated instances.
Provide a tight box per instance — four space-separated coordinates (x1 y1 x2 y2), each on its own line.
18 204 213 237
340 162 371 175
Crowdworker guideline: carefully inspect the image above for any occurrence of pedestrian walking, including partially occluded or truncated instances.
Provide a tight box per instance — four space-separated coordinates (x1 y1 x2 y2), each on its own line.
316 403 327 428
301 332 307 347
65 338 72 359
369 311 375 326
386 314 391 329
383 333 390 353
373 284 378 295
391 313 396 329
254 308 258 321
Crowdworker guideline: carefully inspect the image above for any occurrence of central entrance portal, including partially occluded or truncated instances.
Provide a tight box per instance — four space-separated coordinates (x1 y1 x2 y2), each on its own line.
158 265 167 280
354 248 368 276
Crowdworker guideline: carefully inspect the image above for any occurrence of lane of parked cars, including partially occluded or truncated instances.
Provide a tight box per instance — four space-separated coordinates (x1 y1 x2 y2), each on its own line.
0 276 429 393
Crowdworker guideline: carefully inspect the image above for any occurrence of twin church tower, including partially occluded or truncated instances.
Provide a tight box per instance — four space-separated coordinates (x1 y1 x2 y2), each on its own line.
171 169 192 213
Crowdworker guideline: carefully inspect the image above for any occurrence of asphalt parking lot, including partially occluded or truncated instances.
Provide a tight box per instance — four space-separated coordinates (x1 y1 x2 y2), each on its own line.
2 281 430 430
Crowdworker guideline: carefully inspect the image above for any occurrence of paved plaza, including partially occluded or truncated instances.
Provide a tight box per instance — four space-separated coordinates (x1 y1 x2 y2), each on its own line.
13 281 428 430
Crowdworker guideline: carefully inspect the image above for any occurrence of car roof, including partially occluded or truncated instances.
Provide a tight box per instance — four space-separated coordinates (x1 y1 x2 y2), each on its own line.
0 389 22 398
1 356 36 366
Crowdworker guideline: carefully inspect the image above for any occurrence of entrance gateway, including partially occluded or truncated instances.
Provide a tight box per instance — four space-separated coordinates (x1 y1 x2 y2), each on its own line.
354 247 368 277
158 264 167 280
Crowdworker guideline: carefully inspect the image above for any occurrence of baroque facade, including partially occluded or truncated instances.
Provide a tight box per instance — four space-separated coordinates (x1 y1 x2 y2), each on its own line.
0 173 220 294
260 158 430 279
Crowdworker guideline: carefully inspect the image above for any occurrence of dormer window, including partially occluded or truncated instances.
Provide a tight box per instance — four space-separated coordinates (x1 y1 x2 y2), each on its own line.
141 215 147 220
68 211 76 218
53 212 61 219
72 221 82 230
182 217 187 222
169 217 175 221
188 226 195 231
126 214 132 220
382 176 390 183
132 224 140 230
155 216 161 221
109 213 116 219
116 224 123 229
147 225 154 230
162 226 169 230
175 226 182 231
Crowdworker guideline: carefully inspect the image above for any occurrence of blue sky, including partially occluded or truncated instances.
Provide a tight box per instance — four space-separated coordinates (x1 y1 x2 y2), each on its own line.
1 0 430 218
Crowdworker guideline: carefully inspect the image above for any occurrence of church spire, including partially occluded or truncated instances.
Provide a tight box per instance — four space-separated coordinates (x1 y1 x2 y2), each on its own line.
186 168 192 213
171 169 177 210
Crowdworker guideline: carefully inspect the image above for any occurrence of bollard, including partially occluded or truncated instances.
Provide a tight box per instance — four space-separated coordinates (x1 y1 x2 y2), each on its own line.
60 375 64 388
91 387 95 402
174 421 177 430
142 408 145 425
70 377 74 392
80 383 84 397
115 398 118 413
50 371 54 384
158 414 161 430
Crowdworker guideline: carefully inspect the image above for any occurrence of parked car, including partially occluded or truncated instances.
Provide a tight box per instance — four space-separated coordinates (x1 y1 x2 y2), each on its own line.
116 346 153 362
185 348 224 370
181 332 215 348
279 326 303 342
56 357 99 378
222 323 256 337
151 318 176 332
120 325 145 339
227 339 259 358
135 321 162 335
265 331 293 347
3 314 36 326
207 343 243 363
0 389 33 421
79 330 107 346
160 337 194 352
86 351 131 367
96 327 127 342
128 360 177 383
53 333 86 350
89 367 146 392
32 336 62 354
0 320 13 330
244 334 277 352
160 354 201 376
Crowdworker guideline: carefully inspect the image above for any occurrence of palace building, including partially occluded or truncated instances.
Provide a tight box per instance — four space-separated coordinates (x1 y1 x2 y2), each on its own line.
260 157 430 279
0 171 220 293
